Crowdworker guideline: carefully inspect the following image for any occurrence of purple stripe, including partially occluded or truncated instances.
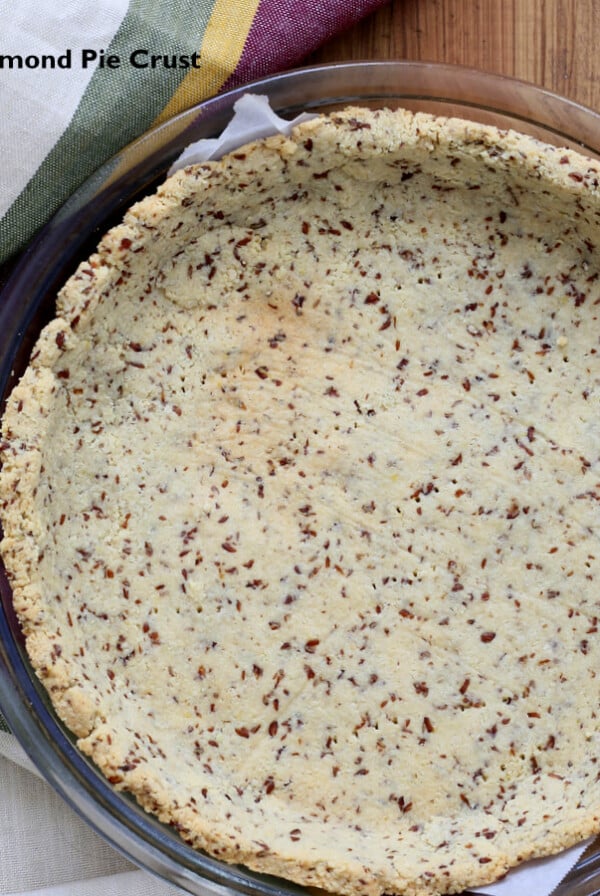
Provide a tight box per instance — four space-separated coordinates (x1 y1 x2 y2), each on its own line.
221 0 389 90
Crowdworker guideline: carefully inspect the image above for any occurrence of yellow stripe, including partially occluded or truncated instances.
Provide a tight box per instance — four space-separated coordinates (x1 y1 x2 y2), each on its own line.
153 0 261 125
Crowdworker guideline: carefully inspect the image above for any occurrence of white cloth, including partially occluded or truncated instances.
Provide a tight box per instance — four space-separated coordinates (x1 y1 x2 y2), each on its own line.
0 0 128 221
0 734 183 895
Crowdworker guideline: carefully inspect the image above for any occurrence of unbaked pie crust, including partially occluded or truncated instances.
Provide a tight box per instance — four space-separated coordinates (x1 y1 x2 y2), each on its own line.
2 106 600 896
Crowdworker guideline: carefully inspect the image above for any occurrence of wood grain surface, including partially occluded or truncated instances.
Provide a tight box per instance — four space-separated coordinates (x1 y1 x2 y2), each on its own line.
309 1 600 113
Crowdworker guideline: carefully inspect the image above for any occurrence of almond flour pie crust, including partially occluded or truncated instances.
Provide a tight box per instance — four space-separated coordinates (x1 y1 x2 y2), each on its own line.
1 106 600 896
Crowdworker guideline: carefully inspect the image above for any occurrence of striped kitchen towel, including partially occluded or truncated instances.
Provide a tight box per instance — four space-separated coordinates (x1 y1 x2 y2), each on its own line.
0 0 388 265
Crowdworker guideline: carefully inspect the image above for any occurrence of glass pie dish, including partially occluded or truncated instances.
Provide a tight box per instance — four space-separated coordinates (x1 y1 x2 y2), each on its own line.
1 60 600 896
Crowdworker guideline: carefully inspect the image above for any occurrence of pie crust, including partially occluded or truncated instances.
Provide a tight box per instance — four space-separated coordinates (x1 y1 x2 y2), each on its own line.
2 106 600 896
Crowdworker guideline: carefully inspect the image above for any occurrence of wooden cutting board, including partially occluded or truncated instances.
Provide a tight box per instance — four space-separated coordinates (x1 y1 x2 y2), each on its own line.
309 0 600 114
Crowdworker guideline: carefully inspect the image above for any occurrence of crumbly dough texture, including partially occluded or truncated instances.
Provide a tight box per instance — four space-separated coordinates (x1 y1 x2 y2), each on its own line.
2 106 600 896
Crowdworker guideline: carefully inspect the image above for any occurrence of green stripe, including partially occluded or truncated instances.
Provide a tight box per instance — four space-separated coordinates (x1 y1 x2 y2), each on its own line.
0 714 10 733
1 0 216 262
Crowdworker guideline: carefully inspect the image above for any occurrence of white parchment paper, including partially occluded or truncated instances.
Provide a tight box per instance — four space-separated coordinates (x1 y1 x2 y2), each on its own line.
169 93 317 171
